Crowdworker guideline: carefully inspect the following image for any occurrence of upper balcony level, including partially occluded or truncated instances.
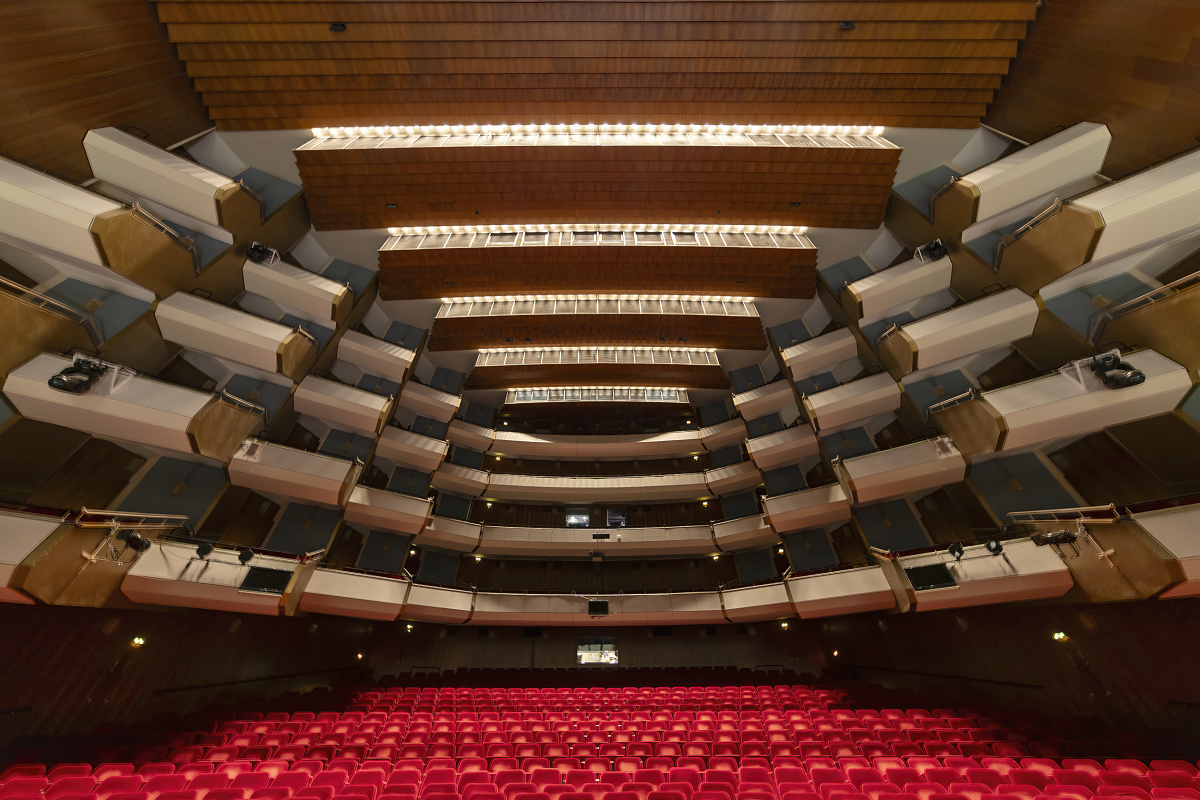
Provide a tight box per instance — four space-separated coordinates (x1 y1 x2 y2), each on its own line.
430 294 766 351
379 224 817 300
298 125 900 230
468 347 729 390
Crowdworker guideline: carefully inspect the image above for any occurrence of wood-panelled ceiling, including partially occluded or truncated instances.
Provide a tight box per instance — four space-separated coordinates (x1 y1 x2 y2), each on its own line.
467 361 731 391
296 136 901 230
378 241 817 300
156 0 1039 132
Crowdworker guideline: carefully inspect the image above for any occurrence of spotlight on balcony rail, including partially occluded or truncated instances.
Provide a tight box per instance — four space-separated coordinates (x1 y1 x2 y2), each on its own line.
947 542 964 561
196 542 215 558
246 242 274 264
115 530 152 553
985 540 1004 556
48 359 107 394
238 549 254 564
915 239 947 262
1032 530 1079 547
1089 352 1145 389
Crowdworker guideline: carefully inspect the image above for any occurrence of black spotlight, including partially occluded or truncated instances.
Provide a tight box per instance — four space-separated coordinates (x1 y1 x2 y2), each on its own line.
839 21 856 30
1090 352 1145 389
116 530 152 553
329 22 347 32
245 242 272 264
985 540 1004 556
948 542 964 561
196 542 215 558
48 360 107 394
1032 530 1079 547
238 549 254 564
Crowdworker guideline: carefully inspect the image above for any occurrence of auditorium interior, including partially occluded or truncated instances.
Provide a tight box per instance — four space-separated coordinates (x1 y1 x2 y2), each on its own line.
3 0 1200 786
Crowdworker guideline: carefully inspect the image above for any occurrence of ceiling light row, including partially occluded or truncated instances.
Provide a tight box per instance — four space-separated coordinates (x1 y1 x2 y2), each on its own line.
388 223 808 235
312 123 884 138
507 386 687 392
441 294 752 304
479 346 717 354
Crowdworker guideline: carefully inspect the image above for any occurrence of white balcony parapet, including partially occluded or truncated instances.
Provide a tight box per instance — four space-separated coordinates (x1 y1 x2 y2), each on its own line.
0 511 61 605
837 436 966 505
83 127 240 227
803 373 902 434
228 439 360 507
430 463 489 497
343 485 432 536
746 426 821 471
782 329 858 381
337 330 414 384
963 122 1111 221
843 254 953 320
0 155 124 267
879 288 1040 377
704 461 763 495
489 429 703 461
732 380 797 421
482 472 709 504
122 540 297 616
298 569 410 621
447 419 496 452
699 418 749 451
375 427 448 473
398 381 461 423
295 375 391 436
243 257 351 325
3 354 260 461
475 525 715 558
469 590 727 627
763 484 852 534
721 583 793 622
401 583 473 624
982 349 1191 452
786 566 897 618
712 515 777 551
156 291 315 376
414 516 483 552
899 538 1072 611
1134 506 1200 599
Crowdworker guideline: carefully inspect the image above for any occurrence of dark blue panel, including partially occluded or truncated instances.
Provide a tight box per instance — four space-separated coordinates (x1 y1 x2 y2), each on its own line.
279 314 333 350
699 400 732 426
357 373 402 398
449 447 485 469
234 167 302 218
721 491 760 520
746 414 785 438
357 530 412 574
387 467 432 498
819 256 874 290
904 370 974 418
429 367 465 394
854 500 931 553
411 416 449 439
322 259 376 299
45 279 151 341
436 493 473 520
821 427 878 460
764 466 807 496
768 318 812 348
892 163 962 217
710 446 744 468
861 312 914 346
734 548 777 583
267 504 341 555
730 365 766 393
463 403 497 427
964 216 1031 266
223 375 291 421
318 429 374 461
795 371 838 396
118 457 227 527
784 529 840 572
969 453 1077 519
162 222 230 269
384 320 425 349
416 549 460 585
1043 273 1151 337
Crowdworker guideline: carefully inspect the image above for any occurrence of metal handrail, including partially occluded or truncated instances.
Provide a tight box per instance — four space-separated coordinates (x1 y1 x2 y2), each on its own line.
1089 270 1200 343
874 323 901 348
292 325 319 347
217 389 270 423
1006 504 1120 526
131 203 202 275
0 274 104 347
993 198 1062 268
926 176 959 221
77 506 194 535
236 179 267 223
924 388 977 420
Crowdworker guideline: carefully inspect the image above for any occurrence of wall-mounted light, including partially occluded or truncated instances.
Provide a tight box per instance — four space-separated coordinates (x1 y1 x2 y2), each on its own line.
329 22 347 32
839 21 856 30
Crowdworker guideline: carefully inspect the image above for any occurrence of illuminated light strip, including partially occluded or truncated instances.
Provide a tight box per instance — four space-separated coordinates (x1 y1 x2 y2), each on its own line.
386 223 809 236
440 294 753 304
311 122 886 138
508 386 687 393
478 346 717 355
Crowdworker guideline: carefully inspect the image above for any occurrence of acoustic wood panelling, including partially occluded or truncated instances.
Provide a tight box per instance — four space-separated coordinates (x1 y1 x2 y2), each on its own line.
154 0 1038 131
986 0 1200 179
379 243 816 300
0 0 210 183
297 137 901 230
467 362 731 390
430 313 766 352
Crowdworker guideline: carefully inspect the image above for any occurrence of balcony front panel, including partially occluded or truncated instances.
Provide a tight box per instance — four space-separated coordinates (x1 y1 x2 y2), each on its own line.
489 429 703 461
841 437 966 505
430 463 489 497
787 566 896 618
803 373 902 434
712 515 777 551
343 485 432 536
699 418 749 451
414 516 483 552
447 419 496 452
402 583 473 624
781 329 858 381
337 330 415 384
1136 506 1200 599
704 461 764 495
469 590 727 627
398 381 461 422
468 347 729 390
482 473 709 504
376 427 448 473
842 254 953 320
122 541 294 616
475 525 714 558
243 258 351 324
763 484 853 534
227 439 358 507
746 426 821 471
900 539 1072 612
297 569 409 621
299 132 900 231
0 512 61 605
732 379 798 421
721 583 793 622
294 375 391 436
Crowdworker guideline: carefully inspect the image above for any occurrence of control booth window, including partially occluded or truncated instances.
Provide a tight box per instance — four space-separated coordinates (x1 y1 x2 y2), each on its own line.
577 636 618 665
